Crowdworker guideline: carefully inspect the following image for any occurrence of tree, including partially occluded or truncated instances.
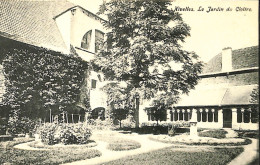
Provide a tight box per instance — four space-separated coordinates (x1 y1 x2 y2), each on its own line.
101 82 135 125
151 101 167 126
94 1 203 122
250 86 259 121
111 108 129 128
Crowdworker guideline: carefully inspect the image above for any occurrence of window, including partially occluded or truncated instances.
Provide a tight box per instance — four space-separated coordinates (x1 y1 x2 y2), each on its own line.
91 79 97 89
81 30 92 50
95 30 104 52
81 30 105 52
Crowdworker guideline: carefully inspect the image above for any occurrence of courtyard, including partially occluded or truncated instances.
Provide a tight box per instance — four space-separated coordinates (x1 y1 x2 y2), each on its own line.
0 126 258 165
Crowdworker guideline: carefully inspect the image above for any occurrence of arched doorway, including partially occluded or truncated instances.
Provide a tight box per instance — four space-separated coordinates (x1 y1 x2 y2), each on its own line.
90 107 105 120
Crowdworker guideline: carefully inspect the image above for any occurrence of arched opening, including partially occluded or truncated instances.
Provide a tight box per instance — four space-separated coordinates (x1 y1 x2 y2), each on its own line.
90 107 105 120
81 30 92 50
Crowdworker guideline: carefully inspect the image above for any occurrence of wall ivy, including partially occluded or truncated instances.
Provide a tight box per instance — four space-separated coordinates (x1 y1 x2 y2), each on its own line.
1 44 88 120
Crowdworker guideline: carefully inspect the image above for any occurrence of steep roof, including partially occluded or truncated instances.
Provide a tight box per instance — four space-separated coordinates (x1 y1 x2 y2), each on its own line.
203 46 259 74
0 0 75 53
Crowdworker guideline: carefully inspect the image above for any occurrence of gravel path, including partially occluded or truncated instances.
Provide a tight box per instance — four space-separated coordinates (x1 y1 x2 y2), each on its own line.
228 138 258 165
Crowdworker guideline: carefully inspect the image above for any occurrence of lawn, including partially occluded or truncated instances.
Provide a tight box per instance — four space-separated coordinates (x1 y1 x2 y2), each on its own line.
103 146 244 165
92 131 141 151
0 138 101 165
107 138 141 151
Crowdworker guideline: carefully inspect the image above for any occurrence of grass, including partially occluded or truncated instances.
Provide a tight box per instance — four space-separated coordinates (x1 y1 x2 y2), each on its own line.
198 129 227 139
107 139 141 151
0 138 101 165
102 147 244 165
28 140 97 149
149 135 252 146
235 130 259 139
92 131 141 151
248 156 259 165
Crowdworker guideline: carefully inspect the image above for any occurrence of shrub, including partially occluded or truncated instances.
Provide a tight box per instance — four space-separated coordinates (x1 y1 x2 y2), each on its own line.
137 121 190 135
7 117 36 135
235 130 259 139
87 118 115 130
36 123 92 145
198 129 227 139
120 116 135 129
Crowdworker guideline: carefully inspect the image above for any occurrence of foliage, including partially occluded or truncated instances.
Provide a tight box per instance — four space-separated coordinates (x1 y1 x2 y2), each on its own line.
198 129 227 139
37 123 92 145
101 82 136 125
0 118 8 135
141 121 190 127
0 139 101 165
107 138 141 151
235 130 259 139
111 108 129 128
138 121 190 135
120 115 136 128
102 147 243 165
95 1 203 108
250 86 259 104
87 118 115 130
7 116 36 135
1 45 88 120
249 86 259 121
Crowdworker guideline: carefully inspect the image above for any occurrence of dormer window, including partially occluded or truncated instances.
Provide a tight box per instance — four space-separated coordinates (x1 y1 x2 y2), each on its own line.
81 30 92 50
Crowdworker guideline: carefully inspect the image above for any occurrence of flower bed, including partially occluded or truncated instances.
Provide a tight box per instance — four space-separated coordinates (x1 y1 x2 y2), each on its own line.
0 138 101 165
198 129 227 139
36 123 92 145
28 140 97 149
149 134 251 146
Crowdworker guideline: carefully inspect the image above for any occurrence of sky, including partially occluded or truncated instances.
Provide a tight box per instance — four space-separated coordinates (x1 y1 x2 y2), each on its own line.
68 0 258 62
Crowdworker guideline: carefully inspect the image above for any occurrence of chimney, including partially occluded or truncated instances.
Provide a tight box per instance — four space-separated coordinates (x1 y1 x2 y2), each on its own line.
222 47 232 72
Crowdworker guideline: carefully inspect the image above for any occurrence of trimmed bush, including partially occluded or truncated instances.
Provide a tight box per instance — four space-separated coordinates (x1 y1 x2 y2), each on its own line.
198 129 227 139
135 121 190 135
37 123 92 145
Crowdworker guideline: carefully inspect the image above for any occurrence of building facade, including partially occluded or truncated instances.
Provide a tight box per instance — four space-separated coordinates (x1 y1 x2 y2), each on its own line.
140 46 258 130
0 0 108 120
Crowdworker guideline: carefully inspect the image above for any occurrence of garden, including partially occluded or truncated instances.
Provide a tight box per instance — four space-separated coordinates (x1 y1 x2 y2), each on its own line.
1 118 256 165
0 1 258 165
1 108 258 165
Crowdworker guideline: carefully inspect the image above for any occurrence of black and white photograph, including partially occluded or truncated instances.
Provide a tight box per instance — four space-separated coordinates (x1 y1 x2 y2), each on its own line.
0 0 258 164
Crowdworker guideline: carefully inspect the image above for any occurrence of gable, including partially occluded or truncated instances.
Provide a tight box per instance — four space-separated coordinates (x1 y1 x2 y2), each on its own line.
0 0 75 53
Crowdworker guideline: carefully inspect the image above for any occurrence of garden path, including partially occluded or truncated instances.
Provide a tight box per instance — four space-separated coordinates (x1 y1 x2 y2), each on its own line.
228 138 258 165
62 132 173 165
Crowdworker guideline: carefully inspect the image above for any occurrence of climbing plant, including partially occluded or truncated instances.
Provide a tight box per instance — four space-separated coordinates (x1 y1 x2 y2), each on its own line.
1 44 88 120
